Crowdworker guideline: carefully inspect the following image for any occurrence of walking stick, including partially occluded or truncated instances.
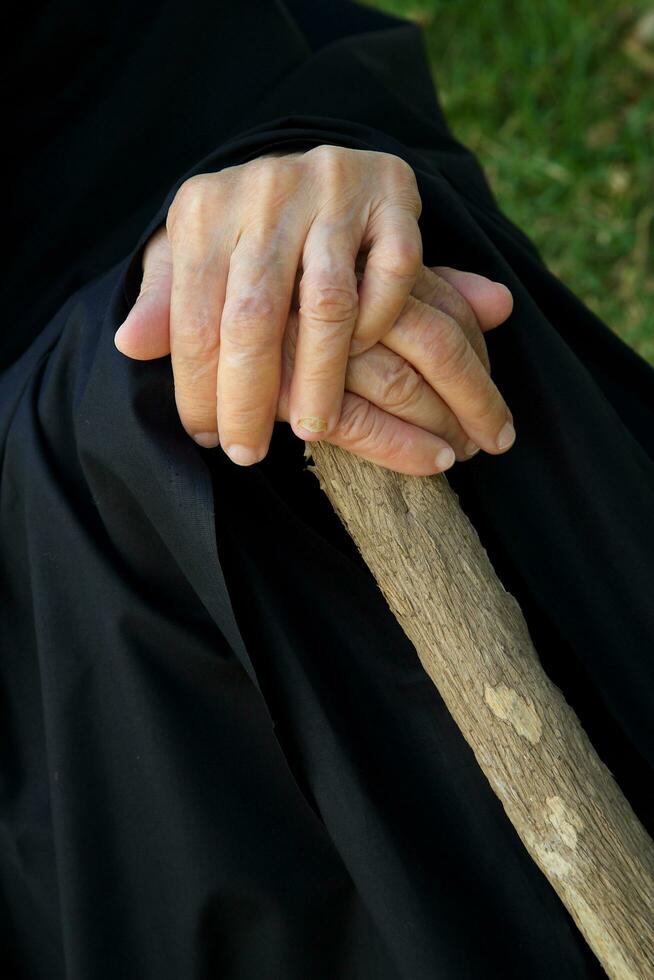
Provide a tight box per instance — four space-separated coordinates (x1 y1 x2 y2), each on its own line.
306 440 654 980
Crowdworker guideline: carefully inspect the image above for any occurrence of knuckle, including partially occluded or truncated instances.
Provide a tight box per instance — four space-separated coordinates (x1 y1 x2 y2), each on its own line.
300 289 358 325
337 396 377 448
300 274 359 325
376 240 422 283
168 173 217 231
177 173 210 199
378 360 423 412
418 314 472 382
243 166 295 222
432 333 475 383
244 154 279 177
385 152 416 182
174 317 220 362
249 151 298 175
223 289 278 326
307 145 356 198
383 154 422 213
308 143 350 171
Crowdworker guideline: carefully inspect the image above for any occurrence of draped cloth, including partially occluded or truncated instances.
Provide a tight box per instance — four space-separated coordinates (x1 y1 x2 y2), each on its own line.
2 2 653 976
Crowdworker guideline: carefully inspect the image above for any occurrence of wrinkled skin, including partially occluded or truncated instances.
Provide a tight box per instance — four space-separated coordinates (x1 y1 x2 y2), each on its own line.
115 145 515 475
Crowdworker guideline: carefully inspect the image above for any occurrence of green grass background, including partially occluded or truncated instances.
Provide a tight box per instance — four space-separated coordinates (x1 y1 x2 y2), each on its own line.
363 0 654 363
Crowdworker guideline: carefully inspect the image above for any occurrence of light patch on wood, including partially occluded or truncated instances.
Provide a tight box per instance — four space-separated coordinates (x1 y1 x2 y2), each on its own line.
546 796 584 849
523 827 573 879
534 844 573 879
483 682 542 744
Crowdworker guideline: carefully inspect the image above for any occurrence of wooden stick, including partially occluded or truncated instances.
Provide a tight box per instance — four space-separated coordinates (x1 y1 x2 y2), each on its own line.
306 441 654 980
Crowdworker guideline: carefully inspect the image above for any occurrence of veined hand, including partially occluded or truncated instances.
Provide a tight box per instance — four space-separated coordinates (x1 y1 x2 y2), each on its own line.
114 145 515 475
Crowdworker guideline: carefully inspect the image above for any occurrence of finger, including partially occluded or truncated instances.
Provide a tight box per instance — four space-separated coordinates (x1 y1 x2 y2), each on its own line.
350 204 423 356
289 222 360 441
278 314 467 470
411 266 491 372
343 342 478 461
168 224 232 449
430 266 514 331
381 295 515 454
323 391 457 477
280 310 477 462
278 309 299 416
114 226 173 360
218 233 304 464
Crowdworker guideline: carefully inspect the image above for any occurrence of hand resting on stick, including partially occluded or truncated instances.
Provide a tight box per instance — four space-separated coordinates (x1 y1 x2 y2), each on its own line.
114 145 515 475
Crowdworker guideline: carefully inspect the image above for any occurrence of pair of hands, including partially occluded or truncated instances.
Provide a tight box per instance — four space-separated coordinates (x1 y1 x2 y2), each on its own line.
114 144 516 476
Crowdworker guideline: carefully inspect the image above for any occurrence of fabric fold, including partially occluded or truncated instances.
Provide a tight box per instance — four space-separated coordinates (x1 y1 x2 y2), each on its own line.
3 2 653 977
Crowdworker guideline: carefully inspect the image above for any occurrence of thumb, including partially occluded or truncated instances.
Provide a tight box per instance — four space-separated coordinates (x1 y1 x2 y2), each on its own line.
114 225 173 360
431 266 514 332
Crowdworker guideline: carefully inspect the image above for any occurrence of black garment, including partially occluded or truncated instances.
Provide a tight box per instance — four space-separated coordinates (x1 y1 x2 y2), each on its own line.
2 2 653 977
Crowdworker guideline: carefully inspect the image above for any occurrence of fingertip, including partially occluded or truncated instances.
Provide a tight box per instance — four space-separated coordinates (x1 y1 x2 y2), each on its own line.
434 267 514 330
434 447 456 471
113 322 130 355
491 280 514 317
113 321 143 359
496 421 516 452
113 304 172 360
470 278 514 331
114 307 143 356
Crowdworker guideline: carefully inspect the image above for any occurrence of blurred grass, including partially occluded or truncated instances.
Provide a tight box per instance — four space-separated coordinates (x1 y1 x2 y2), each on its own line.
362 0 654 363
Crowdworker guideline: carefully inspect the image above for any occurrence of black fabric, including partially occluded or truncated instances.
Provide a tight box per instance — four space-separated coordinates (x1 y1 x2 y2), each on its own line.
2 1 653 977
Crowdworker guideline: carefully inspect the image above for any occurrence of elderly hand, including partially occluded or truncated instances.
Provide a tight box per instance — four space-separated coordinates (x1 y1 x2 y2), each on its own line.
279 263 514 475
115 145 515 472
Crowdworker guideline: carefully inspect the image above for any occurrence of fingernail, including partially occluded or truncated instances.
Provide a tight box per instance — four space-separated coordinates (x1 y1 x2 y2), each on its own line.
435 447 456 470
297 416 328 433
463 440 480 457
225 444 261 465
497 422 516 451
193 432 220 448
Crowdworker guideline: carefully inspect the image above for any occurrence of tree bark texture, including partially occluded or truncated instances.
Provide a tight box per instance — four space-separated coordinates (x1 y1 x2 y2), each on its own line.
306 440 654 980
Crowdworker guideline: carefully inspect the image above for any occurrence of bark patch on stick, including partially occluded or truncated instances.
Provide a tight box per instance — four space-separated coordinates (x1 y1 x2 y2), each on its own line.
483 682 543 744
